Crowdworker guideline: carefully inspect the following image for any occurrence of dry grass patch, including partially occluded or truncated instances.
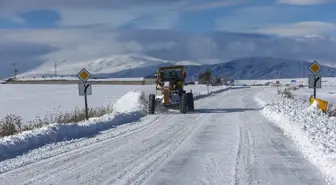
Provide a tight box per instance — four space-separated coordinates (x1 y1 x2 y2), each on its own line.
0 104 113 137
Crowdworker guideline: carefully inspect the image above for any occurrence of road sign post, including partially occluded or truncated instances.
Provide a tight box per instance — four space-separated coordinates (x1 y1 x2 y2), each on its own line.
308 61 322 99
313 76 320 98
276 80 280 94
77 68 92 120
206 81 209 95
84 83 90 120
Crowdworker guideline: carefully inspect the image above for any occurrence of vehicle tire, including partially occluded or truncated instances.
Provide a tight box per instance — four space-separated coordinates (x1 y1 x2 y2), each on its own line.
148 94 156 114
186 92 194 111
180 93 187 114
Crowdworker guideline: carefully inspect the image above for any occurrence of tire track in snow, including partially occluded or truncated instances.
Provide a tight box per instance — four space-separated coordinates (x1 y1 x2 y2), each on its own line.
118 114 213 185
0 115 165 184
234 113 256 185
18 115 177 185
238 88 328 185
56 115 188 184
234 89 257 185
102 124 188 185
142 89 244 185
44 114 209 185
0 115 161 174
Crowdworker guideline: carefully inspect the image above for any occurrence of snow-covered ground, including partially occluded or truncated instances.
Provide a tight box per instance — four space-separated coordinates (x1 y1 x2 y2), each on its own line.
0 87 330 185
8 77 145 81
0 84 228 124
291 86 336 105
239 77 336 86
255 86 336 184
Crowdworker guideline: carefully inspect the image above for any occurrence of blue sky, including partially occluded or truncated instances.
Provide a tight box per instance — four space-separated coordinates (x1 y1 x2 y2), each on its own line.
0 0 336 78
0 0 335 36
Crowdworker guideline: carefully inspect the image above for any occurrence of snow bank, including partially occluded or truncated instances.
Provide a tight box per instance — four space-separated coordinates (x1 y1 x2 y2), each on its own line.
255 92 336 184
112 91 146 114
192 85 249 100
0 90 147 162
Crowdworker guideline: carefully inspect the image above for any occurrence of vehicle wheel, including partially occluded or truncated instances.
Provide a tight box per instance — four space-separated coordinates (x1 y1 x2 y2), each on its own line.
180 93 187 114
186 92 194 111
148 94 156 114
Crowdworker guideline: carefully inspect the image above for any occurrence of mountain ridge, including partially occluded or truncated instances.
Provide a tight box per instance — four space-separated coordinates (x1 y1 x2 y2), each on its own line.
16 54 336 80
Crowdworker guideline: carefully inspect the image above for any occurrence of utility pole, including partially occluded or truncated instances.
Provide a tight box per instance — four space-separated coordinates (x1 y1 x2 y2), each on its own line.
12 63 17 78
54 61 57 77
128 65 132 77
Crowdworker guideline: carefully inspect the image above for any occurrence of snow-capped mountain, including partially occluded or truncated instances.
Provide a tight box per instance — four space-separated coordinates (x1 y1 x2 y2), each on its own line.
207 57 336 79
175 61 202 66
19 54 175 78
186 57 336 80
17 54 336 80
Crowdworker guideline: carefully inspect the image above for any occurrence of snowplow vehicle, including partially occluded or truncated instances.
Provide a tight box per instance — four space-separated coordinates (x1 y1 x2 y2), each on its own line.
147 65 194 114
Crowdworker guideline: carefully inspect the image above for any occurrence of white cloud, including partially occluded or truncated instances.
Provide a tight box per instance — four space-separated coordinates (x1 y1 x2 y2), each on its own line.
253 22 336 37
0 0 184 30
0 28 123 63
8 15 26 24
184 0 249 11
0 28 179 64
215 5 336 38
57 9 139 27
277 0 333 5
0 0 183 13
55 3 182 28
132 12 180 29
215 5 308 32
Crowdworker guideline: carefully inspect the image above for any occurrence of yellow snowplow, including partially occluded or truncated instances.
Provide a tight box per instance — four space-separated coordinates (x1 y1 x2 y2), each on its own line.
147 65 194 114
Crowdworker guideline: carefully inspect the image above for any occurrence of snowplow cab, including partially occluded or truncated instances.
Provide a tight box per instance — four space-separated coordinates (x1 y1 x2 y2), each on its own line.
147 65 194 114
156 65 186 92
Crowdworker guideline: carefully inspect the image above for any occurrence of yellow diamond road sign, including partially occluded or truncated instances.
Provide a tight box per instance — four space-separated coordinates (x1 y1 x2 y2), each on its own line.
309 61 321 74
77 68 91 82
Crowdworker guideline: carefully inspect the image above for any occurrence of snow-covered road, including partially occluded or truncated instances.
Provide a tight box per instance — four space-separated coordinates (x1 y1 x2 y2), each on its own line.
0 88 328 185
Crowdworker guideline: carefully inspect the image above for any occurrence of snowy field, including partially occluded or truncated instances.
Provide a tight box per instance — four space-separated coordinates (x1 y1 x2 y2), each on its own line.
291 86 336 105
260 85 336 105
241 76 336 105
9 77 145 81
239 77 336 86
0 84 225 123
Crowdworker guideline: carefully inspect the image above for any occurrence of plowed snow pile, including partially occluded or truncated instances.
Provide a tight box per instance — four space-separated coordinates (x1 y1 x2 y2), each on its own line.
256 90 336 184
112 90 147 114
0 90 147 162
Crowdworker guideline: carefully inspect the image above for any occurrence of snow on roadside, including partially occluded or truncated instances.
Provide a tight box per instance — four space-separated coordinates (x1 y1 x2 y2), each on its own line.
255 90 336 184
0 90 147 162
112 91 146 114
0 85 244 163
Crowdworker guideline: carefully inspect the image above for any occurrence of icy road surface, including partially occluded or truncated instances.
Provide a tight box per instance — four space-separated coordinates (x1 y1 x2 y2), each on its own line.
0 88 327 185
